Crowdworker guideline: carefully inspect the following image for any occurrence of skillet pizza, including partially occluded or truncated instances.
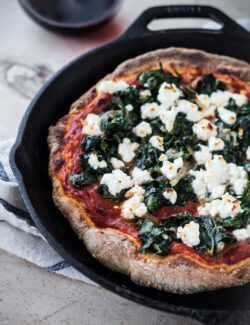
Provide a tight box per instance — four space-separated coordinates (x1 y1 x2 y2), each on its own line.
48 48 250 293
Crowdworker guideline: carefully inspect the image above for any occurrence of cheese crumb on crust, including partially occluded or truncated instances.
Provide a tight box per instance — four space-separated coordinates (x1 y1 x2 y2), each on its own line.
97 80 129 94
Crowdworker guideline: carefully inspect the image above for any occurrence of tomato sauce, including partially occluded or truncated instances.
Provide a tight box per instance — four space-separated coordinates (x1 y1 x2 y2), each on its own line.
55 78 250 266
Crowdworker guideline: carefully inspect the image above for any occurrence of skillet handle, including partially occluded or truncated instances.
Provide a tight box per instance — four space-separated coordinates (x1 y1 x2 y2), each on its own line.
123 5 250 38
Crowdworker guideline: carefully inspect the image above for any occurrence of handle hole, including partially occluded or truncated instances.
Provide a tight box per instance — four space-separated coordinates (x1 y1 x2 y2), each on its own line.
147 18 223 31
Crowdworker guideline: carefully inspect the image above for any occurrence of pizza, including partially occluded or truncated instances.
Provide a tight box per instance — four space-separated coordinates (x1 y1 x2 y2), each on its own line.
48 48 250 293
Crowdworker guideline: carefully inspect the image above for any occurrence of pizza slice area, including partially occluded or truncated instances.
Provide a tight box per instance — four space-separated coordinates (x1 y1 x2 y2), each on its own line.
53 64 250 265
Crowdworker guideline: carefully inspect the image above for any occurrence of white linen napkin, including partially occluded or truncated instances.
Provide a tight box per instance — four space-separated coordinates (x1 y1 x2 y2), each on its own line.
0 139 96 285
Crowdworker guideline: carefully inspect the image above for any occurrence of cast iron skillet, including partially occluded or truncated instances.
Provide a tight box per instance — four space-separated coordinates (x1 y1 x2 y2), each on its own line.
10 5 250 324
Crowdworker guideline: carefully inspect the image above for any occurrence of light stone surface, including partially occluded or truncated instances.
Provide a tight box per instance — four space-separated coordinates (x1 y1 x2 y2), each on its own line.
0 0 249 324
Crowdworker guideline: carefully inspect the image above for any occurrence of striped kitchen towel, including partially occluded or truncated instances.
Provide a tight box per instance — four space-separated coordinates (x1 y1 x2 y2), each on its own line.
0 139 96 285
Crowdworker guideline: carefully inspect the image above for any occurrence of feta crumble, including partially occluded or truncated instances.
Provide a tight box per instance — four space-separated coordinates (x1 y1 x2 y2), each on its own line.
198 193 243 219
233 225 250 241
177 221 200 247
133 121 152 138
100 169 133 196
122 190 147 219
140 102 161 120
149 135 164 151
131 167 152 185
88 153 107 169
125 104 134 111
110 157 125 169
163 188 177 204
192 119 217 141
193 145 212 165
160 157 183 180
118 138 140 163
157 82 182 108
208 137 225 151
218 107 236 125
97 80 128 94
82 113 103 135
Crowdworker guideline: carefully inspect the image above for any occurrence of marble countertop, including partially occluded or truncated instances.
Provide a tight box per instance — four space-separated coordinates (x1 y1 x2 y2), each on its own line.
0 0 249 324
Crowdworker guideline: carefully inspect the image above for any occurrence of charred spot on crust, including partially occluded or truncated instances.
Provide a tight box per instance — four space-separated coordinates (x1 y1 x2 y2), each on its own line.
53 157 65 171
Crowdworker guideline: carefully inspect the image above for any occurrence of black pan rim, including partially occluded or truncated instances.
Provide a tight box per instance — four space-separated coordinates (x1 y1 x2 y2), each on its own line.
18 0 124 29
9 5 250 320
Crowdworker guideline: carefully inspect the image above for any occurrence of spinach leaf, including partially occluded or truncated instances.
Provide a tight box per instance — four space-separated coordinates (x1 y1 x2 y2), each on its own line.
105 87 141 111
135 143 161 171
137 68 182 99
135 219 170 255
96 184 125 203
163 213 196 228
101 109 140 136
197 73 226 95
80 153 112 175
225 98 238 112
196 217 236 256
143 179 168 214
82 135 102 153
173 177 197 206
70 172 97 189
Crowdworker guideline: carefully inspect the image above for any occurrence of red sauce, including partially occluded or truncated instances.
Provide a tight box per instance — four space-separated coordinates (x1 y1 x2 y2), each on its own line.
55 78 250 266
155 201 198 221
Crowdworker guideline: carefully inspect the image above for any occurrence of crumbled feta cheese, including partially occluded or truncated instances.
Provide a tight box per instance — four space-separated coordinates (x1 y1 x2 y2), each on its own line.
133 121 152 138
218 107 236 125
131 167 152 185
149 135 164 151
210 185 226 199
140 89 152 98
210 90 231 108
82 114 103 135
140 102 161 120
163 188 177 204
228 163 248 195
125 104 133 111
121 193 147 219
100 169 133 196
177 221 200 247
231 93 248 107
208 137 225 151
88 153 107 169
159 154 168 161
110 157 125 169
194 145 212 165
160 157 183 180
157 82 182 108
160 108 177 132
190 156 248 199
233 225 250 241
125 185 145 198
198 193 243 219
97 80 128 94
176 100 201 122
193 119 217 141
247 146 250 160
195 94 210 110
118 138 140 163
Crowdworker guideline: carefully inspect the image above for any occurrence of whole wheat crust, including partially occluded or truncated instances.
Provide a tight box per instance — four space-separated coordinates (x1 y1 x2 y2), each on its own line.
48 47 250 293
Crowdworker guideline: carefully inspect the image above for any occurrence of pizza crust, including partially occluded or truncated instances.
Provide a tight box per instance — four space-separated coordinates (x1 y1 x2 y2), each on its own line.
48 47 250 293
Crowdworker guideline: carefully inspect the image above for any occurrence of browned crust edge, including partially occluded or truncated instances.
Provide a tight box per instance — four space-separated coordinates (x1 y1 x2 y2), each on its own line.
48 47 250 294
